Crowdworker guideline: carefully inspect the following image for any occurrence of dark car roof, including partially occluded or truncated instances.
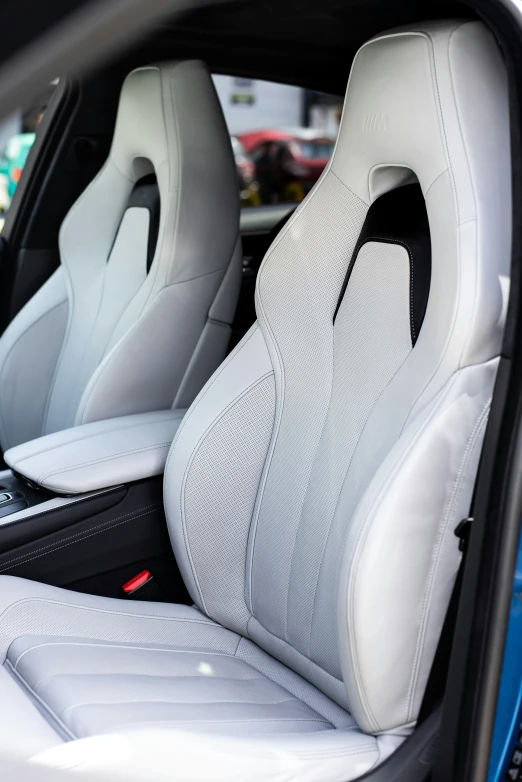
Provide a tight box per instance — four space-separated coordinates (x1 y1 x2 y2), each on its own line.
123 0 474 97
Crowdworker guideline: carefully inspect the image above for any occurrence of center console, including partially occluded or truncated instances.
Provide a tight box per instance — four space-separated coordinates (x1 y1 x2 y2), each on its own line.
0 409 190 603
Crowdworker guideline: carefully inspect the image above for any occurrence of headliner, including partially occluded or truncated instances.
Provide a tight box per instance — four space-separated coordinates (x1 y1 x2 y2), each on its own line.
123 0 475 94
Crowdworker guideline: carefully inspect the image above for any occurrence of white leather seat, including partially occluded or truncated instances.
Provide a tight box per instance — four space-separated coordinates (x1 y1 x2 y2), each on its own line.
0 20 511 782
0 60 241 450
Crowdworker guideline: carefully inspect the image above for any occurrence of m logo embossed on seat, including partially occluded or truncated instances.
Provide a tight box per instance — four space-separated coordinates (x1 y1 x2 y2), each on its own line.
363 112 389 132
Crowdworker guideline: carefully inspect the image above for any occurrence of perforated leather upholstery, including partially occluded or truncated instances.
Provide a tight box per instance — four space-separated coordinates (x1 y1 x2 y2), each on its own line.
0 21 511 782
0 60 241 450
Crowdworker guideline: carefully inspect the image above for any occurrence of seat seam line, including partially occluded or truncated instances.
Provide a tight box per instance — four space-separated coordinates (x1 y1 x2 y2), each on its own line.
5 660 77 741
307 316 413 661
13 642 237 670
38 443 171 483
59 697 300 718
9 413 179 469
32 672 268 693
0 597 220 639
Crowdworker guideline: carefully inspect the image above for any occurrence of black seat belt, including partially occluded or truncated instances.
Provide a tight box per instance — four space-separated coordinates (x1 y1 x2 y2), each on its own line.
417 514 473 723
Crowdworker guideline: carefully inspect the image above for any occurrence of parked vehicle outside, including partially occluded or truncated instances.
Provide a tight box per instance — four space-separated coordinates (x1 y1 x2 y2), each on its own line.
231 134 260 206
240 128 335 203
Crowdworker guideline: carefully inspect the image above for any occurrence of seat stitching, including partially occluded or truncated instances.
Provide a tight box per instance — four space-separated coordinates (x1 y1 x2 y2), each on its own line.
0 505 162 572
38 442 171 483
242 730 366 741
59 697 299 718
244 619 346 689
32 672 268 693
282 338 336 644
446 24 480 369
162 324 260 604
164 69 182 289
165 265 228 288
394 31 463 435
329 170 369 204
244 741 375 752
250 173 368 624
107 717 331 726
246 279 286 615
0 598 219 651
233 633 242 656
102 722 375 744
234 638 347 726
307 316 413 660
241 729 366 741
164 323 258 463
13 642 237 670
248 287 286 618
423 167 449 199
424 31 460 224
0 511 146 573
9 412 181 470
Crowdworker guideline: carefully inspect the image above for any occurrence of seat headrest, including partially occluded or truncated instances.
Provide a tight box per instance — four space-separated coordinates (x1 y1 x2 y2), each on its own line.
61 59 239 289
325 20 511 370
110 64 174 178
110 60 234 185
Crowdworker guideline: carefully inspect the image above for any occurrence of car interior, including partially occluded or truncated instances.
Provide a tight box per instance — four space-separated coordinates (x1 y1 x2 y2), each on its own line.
0 0 518 780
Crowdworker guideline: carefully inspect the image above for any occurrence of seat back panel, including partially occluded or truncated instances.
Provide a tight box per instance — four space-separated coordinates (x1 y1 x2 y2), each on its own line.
0 61 241 449
165 20 511 737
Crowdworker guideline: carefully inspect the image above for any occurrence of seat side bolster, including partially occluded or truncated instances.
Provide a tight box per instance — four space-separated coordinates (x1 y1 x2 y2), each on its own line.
338 358 498 734
0 268 68 451
164 323 274 621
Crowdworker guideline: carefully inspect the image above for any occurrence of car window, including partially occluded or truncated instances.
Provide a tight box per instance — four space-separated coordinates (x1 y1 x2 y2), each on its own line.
212 75 342 207
294 140 336 159
0 80 57 231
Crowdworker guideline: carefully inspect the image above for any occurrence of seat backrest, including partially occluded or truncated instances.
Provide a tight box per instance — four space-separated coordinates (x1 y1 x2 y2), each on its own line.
0 60 241 449
165 21 511 736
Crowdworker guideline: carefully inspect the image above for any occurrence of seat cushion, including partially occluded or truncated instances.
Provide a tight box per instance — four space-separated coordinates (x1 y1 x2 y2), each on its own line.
8 636 347 740
0 576 384 781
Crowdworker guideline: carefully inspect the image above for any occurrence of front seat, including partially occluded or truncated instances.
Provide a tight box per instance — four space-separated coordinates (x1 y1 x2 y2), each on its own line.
0 61 241 451
0 20 510 782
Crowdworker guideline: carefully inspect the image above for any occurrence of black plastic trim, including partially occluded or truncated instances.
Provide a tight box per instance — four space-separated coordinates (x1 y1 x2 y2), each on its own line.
0 477 190 603
126 174 160 272
0 486 126 554
333 184 431 345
